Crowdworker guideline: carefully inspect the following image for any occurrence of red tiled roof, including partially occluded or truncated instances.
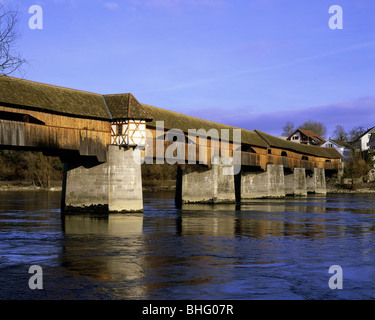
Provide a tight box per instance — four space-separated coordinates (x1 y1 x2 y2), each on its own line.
288 129 325 145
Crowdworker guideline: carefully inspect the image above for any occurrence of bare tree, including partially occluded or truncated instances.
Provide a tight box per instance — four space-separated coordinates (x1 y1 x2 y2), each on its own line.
348 126 366 142
281 121 294 137
332 125 348 141
298 120 327 139
0 4 26 75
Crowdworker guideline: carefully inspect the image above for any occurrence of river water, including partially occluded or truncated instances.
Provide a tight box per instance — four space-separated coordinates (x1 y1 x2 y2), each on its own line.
0 190 375 300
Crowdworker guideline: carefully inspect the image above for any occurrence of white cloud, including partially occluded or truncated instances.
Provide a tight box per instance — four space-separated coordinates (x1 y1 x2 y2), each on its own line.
104 2 119 10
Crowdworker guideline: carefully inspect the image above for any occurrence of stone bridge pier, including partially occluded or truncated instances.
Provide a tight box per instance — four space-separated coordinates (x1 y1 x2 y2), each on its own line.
241 164 285 200
62 145 143 213
176 157 237 204
284 168 307 197
306 168 327 195
177 162 328 204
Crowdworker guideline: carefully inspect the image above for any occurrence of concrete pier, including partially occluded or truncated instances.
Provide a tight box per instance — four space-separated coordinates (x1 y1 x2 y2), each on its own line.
63 145 143 213
180 157 236 204
306 168 327 195
241 164 285 200
284 168 307 196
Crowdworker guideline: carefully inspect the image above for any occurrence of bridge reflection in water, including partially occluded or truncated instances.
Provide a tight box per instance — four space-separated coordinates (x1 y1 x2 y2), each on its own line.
1 190 375 299
58 191 375 300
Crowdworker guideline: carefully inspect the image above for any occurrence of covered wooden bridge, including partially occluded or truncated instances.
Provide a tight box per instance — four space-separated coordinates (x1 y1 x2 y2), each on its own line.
0 76 341 211
140 102 341 171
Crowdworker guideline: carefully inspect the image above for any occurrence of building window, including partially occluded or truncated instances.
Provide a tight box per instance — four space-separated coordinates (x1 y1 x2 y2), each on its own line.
241 145 256 153
117 124 122 136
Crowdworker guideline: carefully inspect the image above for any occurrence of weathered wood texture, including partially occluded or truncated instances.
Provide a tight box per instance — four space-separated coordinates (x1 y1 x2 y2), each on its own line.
0 105 110 162
143 126 340 171
0 106 340 171
241 147 340 171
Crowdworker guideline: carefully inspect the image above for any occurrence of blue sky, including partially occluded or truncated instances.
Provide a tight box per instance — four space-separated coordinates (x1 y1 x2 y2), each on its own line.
8 0 375 137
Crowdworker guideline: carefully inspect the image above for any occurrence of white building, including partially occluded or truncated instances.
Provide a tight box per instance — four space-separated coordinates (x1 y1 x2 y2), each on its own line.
320 139 353 162
352 126 375 151
369 133 375 151
287 129 325 146
368 133 375 168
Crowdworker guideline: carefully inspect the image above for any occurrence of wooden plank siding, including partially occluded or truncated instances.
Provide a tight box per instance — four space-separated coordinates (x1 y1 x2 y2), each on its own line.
245 146 340 171
0 105 110 132
0 105 110 162
142 126 340 171
0 104 340 171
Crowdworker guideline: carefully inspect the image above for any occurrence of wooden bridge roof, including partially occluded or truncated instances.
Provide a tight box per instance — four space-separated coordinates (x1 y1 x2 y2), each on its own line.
255 130 341 159
0 76 111 119
142 103 341 159
104 94 153 121
0 76 342 160
141 103 269 148
0 76 153 121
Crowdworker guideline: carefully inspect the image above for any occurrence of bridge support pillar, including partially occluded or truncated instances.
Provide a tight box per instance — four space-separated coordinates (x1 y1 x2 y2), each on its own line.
63 145 143 213
285 168 307 196
241 164 285 199
179 157 236 204
306 168 326 194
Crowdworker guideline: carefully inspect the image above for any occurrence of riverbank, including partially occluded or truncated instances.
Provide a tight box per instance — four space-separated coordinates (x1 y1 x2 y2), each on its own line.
0 181 62 191
327 183 375 194
0 180 176 192
1 179 374 194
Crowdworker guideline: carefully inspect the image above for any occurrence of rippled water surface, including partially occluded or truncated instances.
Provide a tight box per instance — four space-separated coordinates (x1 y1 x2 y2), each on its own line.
1 191 375 300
